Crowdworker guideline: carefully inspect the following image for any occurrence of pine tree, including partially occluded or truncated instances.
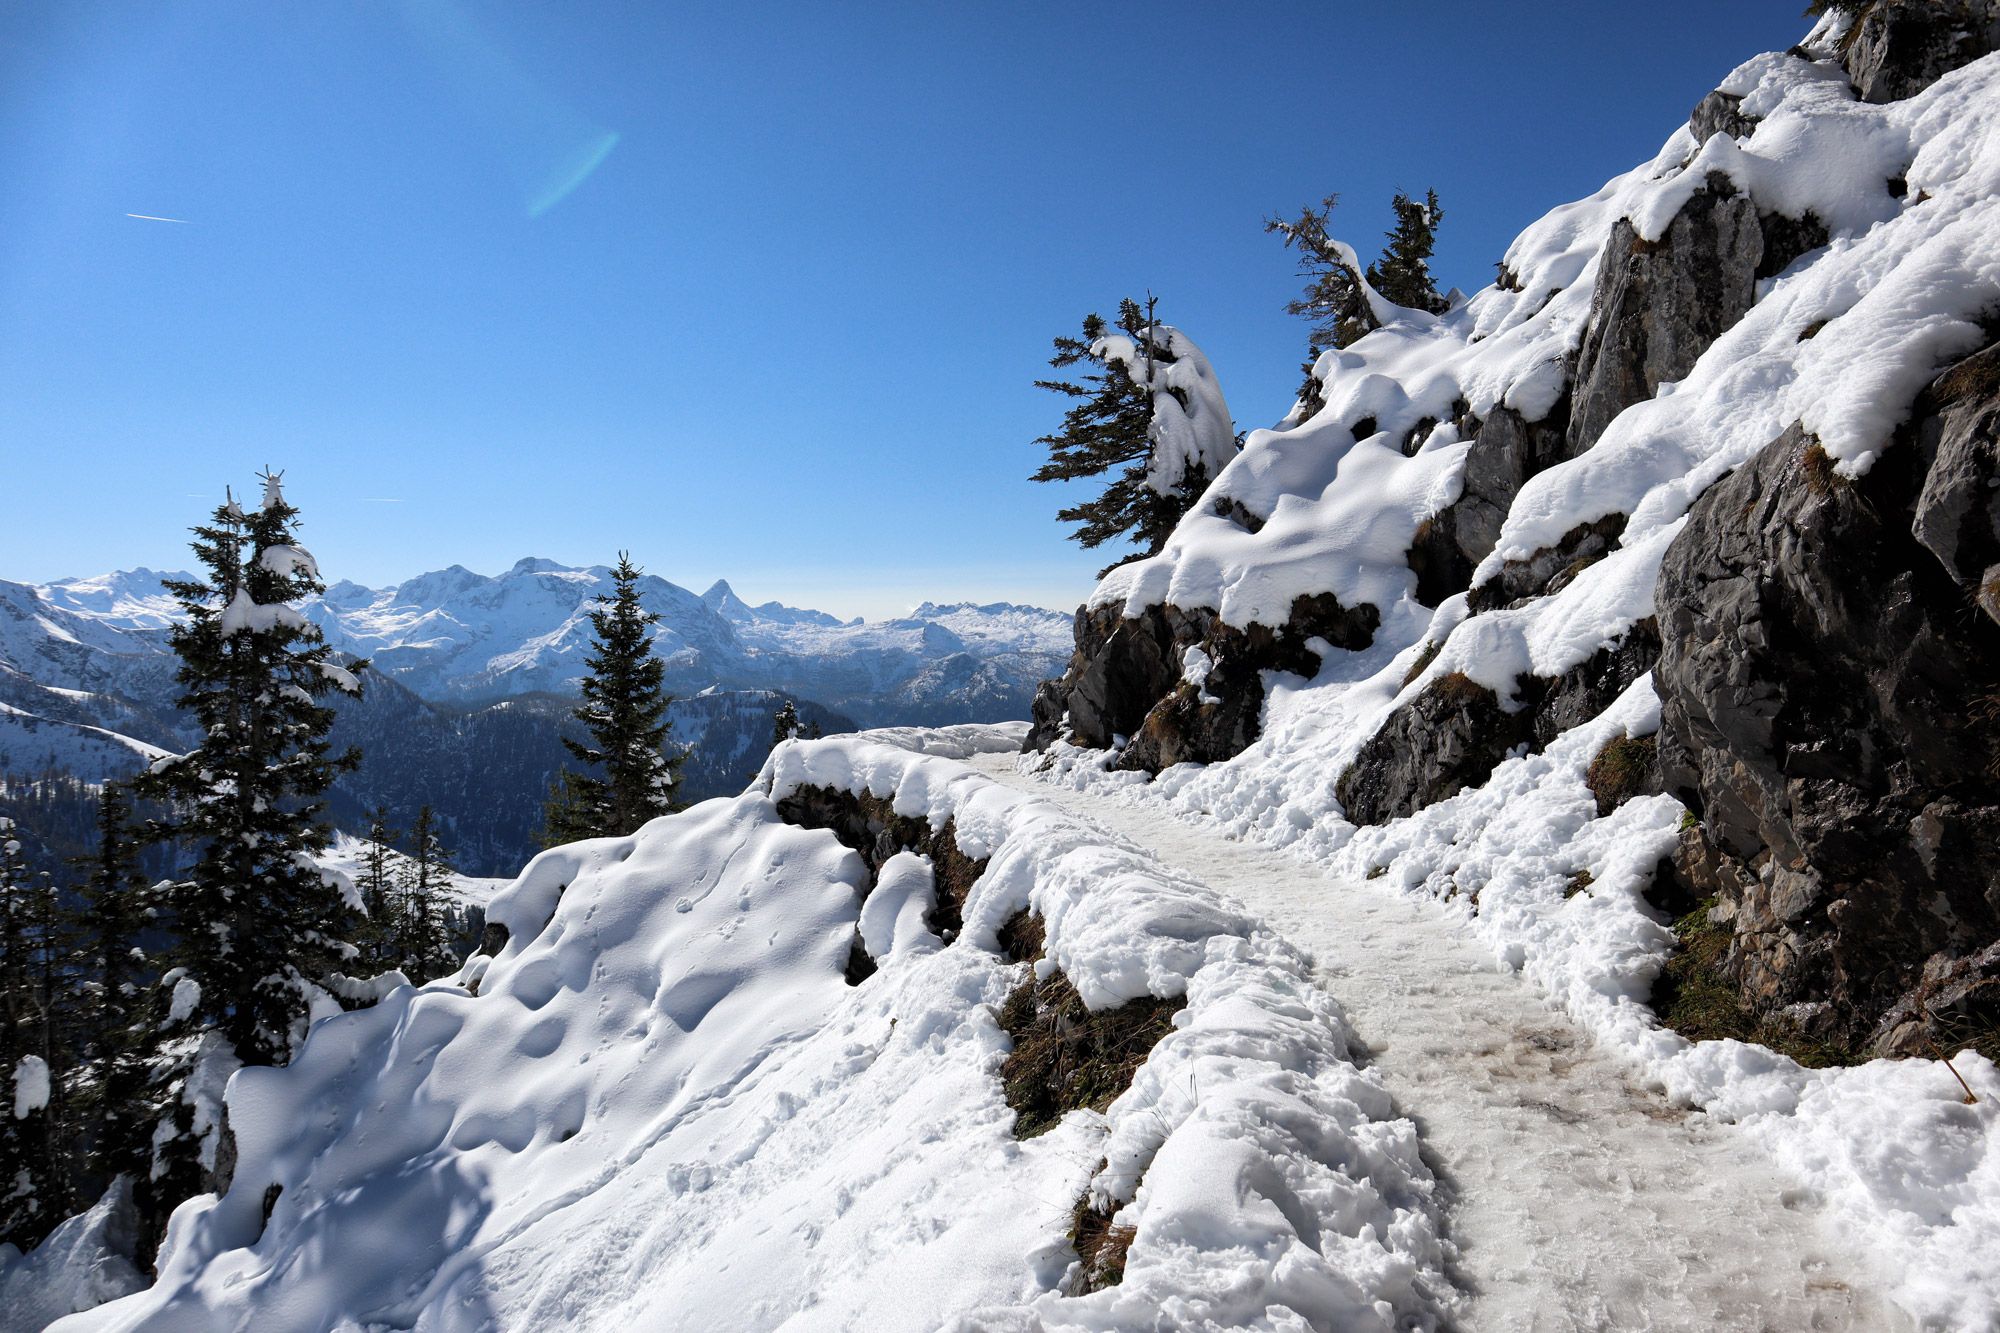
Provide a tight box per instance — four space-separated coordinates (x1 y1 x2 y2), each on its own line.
394 807 460 984
538 554 686 845
1265 195 1378 416
355 807 402 973
132 471 368 1208
1029 298 1214 573
70 783 156 1198
0 818 70 1250
771 699 801 747
1366 190 1449 315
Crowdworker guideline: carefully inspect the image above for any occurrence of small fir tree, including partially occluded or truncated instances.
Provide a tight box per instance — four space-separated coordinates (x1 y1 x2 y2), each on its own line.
132 472 368 1210
1029 298 1213 573
771 699 801 747
538 554 686 845
393 807 460 984
1266 189 1450 418
355 807 402 973
69 783 157 1197
1366 190 1449 314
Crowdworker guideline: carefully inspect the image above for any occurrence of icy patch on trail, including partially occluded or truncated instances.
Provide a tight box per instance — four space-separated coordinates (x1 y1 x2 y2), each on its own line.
51 737 1448 1333
1026 676 2000 1331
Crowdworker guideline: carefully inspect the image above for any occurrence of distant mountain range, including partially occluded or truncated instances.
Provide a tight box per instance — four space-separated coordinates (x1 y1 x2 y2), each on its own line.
31 559 1070 724
0 560 1068 873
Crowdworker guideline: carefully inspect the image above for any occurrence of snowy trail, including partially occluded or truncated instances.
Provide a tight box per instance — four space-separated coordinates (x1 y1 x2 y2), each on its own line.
968 753 1912 1333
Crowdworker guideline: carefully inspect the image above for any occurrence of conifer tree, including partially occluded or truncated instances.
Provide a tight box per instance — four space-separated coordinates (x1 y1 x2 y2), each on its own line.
1366 190 1449 314
394 807 460 984
1265 195 1377 416
1029 298 1214 572
538 554 686 845
132 472 368 1206
70 783 156 1195
0 818 69 1250
355 807 401 973
771 699 801 747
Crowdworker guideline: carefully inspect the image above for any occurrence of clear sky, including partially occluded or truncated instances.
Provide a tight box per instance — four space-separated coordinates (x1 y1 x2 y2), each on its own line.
2 1 1812 620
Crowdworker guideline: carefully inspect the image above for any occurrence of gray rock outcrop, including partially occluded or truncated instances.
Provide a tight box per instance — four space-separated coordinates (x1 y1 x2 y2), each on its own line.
1653 359 2000 1052
1842 0 2000 104
1025 593 1378 773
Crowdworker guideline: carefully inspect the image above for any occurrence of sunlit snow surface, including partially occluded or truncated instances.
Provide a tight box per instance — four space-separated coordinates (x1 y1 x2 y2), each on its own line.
50 736 1448 1333
1034 31 2000 1328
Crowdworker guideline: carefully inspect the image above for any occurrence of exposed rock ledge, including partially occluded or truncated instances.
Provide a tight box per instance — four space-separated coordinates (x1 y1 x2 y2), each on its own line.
1025 593 1379 774
1654 346 2000 1054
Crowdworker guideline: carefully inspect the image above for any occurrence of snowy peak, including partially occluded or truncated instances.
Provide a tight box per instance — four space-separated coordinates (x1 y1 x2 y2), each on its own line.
701 579 847 628
34 568 191 631
391 564 493 610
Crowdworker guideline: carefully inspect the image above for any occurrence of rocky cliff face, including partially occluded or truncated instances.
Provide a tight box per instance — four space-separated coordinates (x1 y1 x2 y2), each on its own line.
1026 2 2000 1057
1655 358 2000 1054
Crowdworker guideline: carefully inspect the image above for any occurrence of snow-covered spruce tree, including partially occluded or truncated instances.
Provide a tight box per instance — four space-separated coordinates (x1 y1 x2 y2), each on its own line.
0 817 70 1250
1265 195 1379 416
393 806 459 984
1030 298 1238 575
1366 190 1449 315
70 782 158 1196
538 554 686 845
133 472 367 1210
771 699 802 748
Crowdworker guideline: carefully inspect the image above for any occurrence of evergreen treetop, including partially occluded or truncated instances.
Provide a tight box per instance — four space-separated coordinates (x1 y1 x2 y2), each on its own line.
771 699 801 747
69 783 157 1192
1266 189 1450 419
0 817 70 1250
1366 189 1449 315
539 554 686 845
1029 297 1214 574
135 472 367 1069
394 806 460 985
355 807 401 973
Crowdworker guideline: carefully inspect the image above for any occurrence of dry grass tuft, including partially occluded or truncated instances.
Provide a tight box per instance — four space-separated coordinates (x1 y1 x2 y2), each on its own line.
1932 979 2000 1066
1584 734 1658 817
1430 671 1491 707
996 908 1046 965
999 967 1185 1140
1400 640 1443 689
1794 438 1847 498
1651 900 1858 1068
1067 1184 1139 1293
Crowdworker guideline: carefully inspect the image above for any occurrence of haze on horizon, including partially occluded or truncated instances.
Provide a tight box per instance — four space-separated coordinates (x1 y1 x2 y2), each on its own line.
1 1 1806 622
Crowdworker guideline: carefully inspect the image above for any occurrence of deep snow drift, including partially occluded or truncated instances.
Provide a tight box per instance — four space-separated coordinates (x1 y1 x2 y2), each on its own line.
38 735 1451 1333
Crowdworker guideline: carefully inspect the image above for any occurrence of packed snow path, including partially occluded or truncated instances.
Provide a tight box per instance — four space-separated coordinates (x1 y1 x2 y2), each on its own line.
970 754 1911 1333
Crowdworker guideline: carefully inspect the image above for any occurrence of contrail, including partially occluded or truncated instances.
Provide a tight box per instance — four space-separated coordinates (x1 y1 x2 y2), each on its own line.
127 213 193 224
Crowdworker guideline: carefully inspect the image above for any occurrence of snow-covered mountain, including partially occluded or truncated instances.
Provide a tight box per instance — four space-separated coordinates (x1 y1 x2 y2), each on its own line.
20 560 1070 730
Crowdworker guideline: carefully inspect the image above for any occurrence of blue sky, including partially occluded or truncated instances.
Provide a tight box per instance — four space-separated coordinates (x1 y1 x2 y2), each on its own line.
2 1 1811 620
